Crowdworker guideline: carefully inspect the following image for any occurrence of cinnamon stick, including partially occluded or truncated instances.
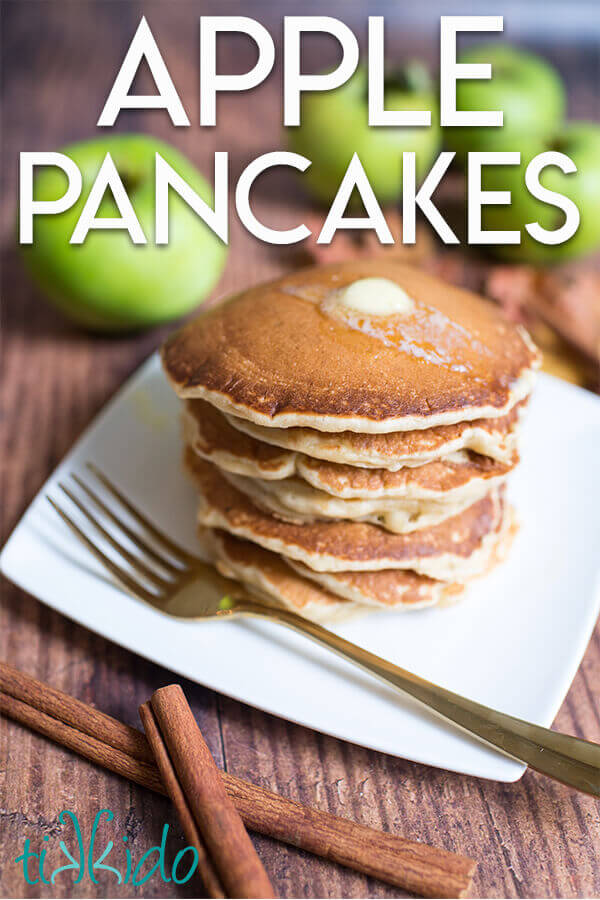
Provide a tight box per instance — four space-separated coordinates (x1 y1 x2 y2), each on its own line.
0 689 162 790
139 702 225 898
0 662 476 897
149 685 275 899
0 660 151 761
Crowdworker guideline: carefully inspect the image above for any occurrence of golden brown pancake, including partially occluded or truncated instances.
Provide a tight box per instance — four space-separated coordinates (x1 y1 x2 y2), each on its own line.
296 451 512 500
219 468 487 534
183 399 295 479
185 450 508 580
162 261 539 433
184 397 513 500
225 400 525 467
208 530 463 620
289 511 516 604
184 398 518 481
286 560 464 609
199 528 361 623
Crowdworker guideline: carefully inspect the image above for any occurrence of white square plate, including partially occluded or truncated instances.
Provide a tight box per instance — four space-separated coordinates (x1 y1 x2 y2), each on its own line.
2 355 600 782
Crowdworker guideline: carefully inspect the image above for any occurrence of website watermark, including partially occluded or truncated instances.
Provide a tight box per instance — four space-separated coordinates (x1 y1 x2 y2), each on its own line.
14 809 199 887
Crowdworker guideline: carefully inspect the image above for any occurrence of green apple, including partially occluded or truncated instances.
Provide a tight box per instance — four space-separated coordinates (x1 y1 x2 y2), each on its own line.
445 44 565 159
21 134 227 331
481 122 600 262
287 63 441 206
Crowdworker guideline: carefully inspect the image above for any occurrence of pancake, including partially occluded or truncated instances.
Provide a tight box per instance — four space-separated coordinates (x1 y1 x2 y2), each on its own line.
286 562 463 609
209 530 463 621
220 468 486 534
225 400 525 468
183 400 526 474
199 528 362 623
185 450 508 580
288 510 516 604
184 399 518 486
296 451 512 501
183 399 295 480
162 260 539 433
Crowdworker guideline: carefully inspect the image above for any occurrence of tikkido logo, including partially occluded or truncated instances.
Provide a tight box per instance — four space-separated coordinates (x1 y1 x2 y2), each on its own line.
14 809 199 887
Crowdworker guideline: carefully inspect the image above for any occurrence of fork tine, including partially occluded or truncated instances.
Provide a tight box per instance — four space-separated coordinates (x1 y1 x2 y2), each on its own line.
86 463 198 565
70 473 182 576
58 482 174 595
47 496 160 604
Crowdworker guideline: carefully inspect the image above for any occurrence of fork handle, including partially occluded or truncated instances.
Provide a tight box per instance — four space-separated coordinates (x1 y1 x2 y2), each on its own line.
234 600 600 796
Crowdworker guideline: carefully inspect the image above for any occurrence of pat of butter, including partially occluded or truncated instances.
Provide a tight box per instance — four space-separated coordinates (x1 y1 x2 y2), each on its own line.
334 278 415 316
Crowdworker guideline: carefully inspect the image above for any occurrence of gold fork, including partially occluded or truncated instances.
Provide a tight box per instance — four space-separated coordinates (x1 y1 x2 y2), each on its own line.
48 462 600 797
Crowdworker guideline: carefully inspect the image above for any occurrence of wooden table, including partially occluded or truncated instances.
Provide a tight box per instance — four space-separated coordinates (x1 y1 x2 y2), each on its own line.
1 3 599 896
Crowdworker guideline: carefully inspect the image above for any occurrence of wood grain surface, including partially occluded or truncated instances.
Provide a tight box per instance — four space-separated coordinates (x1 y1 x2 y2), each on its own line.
1 3 599 897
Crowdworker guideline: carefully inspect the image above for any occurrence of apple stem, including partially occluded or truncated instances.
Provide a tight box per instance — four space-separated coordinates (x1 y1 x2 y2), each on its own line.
385 60 432 95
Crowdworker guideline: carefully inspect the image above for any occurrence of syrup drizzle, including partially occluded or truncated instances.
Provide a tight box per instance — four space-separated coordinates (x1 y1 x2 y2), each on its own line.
281 283 494 378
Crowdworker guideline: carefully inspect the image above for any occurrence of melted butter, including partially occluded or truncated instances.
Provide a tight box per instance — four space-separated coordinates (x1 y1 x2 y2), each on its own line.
281 278 494 378
333 278 415 316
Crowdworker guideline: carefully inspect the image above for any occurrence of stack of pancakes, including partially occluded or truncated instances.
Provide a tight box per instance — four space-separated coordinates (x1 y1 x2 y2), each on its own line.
162 261 540 623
